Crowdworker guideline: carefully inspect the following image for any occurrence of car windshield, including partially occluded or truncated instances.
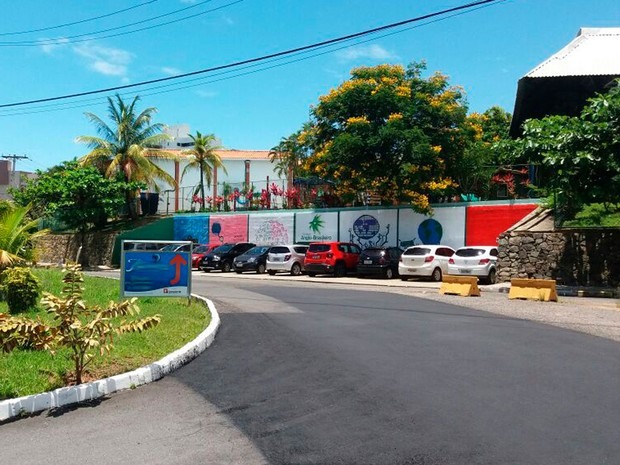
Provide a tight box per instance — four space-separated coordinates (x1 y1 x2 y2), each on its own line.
456 248 486 257
363 248 386 256
403 247 431 256
270 246 290 254
308 244 331 252
160 244 178 251
194 245 210 253
246 246 269 255
213 244 233 254
293 246 309 254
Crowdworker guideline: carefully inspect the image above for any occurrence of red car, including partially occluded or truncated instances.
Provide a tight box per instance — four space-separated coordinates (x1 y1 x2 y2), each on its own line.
191 244 218 269
304 241 362 277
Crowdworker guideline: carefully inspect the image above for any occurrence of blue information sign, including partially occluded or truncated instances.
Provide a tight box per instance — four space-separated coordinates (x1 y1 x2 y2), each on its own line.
121 241 192 297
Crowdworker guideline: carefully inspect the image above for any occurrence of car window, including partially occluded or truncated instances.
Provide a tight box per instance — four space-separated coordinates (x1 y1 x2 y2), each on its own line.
338 244 347 253
271 246 290 254
194 245 210 253
213 244 233 254
350 245 361 254
308 243 331 253
293 246 308 254
403 247 431 256
455 248 485 257
490 248 499 257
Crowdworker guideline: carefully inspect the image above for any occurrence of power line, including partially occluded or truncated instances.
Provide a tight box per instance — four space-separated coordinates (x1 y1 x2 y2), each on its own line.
0 1 159 37
0 0 232 46
2 154 30 172
0 0 506 110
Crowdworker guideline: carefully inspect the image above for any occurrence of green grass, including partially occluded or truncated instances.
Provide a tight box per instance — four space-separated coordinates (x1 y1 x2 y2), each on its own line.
0 268 211 400
563 203 620 227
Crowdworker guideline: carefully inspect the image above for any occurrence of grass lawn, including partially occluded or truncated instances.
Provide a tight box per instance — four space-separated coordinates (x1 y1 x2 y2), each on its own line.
0 268 211 400
563 203 620 227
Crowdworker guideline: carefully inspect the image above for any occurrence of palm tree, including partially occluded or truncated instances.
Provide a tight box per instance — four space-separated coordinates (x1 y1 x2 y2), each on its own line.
76 94 177 218
181 131 227 211
0 205 48 269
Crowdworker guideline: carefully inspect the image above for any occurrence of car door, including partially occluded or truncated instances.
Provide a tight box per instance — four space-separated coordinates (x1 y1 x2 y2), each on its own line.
436 247 453 272
347 244 361 269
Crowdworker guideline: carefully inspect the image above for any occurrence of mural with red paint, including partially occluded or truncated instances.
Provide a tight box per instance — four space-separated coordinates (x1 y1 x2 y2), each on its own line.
209 215 248 244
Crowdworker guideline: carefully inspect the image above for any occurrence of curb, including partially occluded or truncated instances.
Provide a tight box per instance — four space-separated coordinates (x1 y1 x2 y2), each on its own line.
0 294 220 422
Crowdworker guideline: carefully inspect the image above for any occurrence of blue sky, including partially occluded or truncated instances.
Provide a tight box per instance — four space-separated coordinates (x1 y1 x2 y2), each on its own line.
0 0 619 172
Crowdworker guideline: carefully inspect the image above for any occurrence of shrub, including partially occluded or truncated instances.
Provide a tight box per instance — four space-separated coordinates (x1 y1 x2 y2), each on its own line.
0 267 41 314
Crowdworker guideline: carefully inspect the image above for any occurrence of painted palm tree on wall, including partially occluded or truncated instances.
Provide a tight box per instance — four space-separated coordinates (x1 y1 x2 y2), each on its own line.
181 131 227 211
76 94 177 218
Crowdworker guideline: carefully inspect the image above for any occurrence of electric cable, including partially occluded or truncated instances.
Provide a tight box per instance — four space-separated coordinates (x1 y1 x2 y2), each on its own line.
0 0 506 110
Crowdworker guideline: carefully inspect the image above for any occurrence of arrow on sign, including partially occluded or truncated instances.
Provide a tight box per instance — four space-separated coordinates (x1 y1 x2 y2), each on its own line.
169 254 188 286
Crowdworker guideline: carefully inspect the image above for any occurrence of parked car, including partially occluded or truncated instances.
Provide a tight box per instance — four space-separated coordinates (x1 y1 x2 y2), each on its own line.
448 246 499 284
159 243 193 252
123 241 167 252
191 244 218 269
199 242 256 272
398 245 455 282
304 241 362 277
267 244 309 276
357 246 403 279
233 245 271 274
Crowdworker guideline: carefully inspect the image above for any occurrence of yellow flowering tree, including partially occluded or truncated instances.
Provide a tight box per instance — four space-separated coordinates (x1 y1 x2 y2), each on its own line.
300 62 471 212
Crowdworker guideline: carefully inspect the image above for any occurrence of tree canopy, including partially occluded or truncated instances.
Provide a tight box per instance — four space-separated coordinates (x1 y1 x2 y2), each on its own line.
181 131 227 208
280 62 511 212
11 161 142 232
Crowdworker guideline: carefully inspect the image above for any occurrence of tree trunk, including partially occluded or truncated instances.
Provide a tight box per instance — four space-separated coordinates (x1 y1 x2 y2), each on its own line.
199 163 205 212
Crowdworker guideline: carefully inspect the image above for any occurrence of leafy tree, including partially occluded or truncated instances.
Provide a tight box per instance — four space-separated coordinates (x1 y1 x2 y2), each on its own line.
0 205 47 269
76 94 177 218
181 131 227 210
507 81 620 218
11 161 143 232
0 264 160 385
298 62 471 212
269 123 314 181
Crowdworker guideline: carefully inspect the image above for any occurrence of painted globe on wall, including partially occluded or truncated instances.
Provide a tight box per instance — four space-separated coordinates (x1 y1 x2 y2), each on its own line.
353 215 380 239
418 218 443 244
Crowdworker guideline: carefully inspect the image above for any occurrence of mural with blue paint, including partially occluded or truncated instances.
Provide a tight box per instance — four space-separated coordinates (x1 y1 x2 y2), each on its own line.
340 210 398 248
174 215 210 244
398 207 465 250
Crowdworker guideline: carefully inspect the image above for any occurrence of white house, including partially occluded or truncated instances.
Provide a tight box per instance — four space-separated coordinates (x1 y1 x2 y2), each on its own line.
150 125 288 213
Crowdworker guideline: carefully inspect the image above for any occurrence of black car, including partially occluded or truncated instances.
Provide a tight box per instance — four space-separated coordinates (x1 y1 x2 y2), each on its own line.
199 242 256 272
233 245 271 274
356 246 403 279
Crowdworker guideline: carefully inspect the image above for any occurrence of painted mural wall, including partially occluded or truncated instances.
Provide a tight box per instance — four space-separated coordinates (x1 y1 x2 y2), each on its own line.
172 202 538 249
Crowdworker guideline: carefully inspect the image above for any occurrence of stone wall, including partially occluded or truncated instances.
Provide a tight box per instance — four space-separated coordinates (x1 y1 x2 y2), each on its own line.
498 229 620 287
35 231 120 269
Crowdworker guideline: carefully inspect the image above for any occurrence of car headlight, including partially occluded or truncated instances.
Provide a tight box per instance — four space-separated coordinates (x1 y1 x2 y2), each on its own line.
212 255 221 261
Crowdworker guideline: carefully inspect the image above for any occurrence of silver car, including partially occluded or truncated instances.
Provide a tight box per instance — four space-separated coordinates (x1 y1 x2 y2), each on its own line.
398 245 455 282
267 244 309 276
448 246 499 284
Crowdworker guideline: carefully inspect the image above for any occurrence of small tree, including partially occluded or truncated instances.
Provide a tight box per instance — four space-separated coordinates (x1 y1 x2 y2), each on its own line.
0 264 160 384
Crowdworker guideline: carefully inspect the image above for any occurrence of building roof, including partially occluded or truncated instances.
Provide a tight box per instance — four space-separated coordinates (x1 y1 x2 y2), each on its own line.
167 149 272 161
526 28 620 78
510 27 620 136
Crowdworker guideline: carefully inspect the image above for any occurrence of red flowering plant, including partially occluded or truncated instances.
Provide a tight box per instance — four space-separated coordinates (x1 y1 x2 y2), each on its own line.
259 189 270 209
283 187 301 209
491 168 529 198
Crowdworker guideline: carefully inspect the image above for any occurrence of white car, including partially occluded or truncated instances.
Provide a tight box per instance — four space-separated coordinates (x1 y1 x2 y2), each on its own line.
266 244 309 276
398 245 455 282
448 246 499 284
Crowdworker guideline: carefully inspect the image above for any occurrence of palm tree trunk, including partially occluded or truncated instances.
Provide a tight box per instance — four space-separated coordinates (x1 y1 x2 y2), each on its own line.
199 164 205 212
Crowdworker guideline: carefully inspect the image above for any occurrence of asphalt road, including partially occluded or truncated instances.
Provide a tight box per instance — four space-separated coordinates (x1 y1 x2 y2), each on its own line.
2 275 620 465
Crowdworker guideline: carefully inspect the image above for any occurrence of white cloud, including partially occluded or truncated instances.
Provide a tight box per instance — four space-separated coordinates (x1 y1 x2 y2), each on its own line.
73 43 133 77
336 44 399 61
38 37 70 54
162 66 182 76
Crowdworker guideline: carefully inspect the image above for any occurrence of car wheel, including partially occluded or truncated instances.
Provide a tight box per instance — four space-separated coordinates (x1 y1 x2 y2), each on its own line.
268 270 276 276
487 268 497 284
202 269 210 273
334 262 346 277
384 268 394 279
235 270 242 274
308 272 316 277
222 261 231 273
257 264 266 274
431 267 442 282
290 262 302 276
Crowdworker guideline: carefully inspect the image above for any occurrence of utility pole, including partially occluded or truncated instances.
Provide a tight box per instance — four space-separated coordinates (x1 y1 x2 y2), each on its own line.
2 154 29 172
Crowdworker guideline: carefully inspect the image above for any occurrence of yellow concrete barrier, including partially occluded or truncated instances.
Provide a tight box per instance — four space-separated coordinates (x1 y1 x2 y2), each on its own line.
440 275 480 297
509 278 558 302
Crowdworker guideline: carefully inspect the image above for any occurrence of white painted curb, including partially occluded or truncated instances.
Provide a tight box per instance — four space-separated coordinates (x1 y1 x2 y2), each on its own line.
0 295 220 422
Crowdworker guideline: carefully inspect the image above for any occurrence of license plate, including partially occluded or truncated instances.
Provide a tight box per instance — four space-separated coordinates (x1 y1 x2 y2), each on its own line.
408 268 417 272
313 254 320 259
274 257 282 262
459 269 471 273
364 260 372 264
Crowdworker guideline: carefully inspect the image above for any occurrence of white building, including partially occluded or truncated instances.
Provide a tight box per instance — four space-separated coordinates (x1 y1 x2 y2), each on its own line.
151 125 288 213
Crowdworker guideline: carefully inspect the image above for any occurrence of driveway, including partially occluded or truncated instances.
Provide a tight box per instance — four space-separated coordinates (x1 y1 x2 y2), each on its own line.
1 275 619 464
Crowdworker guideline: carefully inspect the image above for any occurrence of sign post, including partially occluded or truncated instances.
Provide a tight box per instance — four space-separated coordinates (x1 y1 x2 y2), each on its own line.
121 241 192 298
